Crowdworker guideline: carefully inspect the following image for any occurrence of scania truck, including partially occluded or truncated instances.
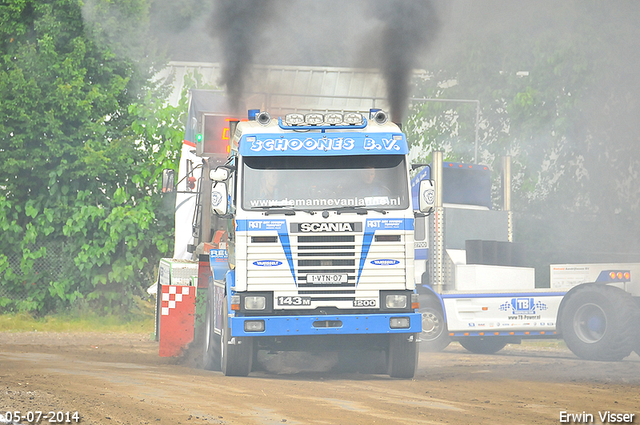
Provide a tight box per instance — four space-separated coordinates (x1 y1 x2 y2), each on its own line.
156 90 435 378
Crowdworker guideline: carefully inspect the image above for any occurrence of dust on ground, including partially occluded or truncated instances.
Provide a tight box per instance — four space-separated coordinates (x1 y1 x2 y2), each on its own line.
1 332 639 424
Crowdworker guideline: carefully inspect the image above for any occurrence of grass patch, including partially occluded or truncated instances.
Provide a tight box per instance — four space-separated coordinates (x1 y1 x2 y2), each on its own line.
0 299 156 333
0 312 154 333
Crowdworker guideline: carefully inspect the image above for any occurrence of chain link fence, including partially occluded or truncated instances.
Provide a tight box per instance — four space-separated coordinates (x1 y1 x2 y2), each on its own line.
0 243 67 301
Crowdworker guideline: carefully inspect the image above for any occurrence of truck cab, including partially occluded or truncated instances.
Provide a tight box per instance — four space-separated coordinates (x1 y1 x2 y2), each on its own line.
199 109 434 377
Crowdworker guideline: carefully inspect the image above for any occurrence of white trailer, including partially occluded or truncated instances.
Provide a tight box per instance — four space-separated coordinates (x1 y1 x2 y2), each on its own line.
414 152 640 360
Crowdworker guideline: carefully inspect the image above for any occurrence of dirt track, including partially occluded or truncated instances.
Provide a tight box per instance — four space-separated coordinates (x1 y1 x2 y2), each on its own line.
1 332 639 425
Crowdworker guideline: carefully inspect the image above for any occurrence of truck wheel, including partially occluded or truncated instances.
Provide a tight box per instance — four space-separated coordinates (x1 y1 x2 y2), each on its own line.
459 337 508 354
418 300 450 352
221 296 253 376
560 285 635 361
387 333 418 379
202 284 220 371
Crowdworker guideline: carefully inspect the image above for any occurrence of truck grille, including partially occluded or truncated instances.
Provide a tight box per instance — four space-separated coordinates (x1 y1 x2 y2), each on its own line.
244 224 407 304
296 235 356 298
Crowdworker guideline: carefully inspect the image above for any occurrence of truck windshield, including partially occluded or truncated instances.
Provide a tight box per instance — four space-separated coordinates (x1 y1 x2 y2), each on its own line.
242 155 409 211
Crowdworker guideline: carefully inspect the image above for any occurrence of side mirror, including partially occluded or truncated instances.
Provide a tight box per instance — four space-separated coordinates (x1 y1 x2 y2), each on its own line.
211 182 228 215
210 167 230 182
418 179 435 214
161 169 175 193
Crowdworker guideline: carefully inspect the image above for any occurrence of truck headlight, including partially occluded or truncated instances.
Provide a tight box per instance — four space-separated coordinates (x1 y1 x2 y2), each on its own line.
244 295 266 311
385 294 408 309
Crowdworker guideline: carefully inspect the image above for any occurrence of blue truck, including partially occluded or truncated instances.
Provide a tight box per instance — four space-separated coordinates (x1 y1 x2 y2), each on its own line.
158 90 435 378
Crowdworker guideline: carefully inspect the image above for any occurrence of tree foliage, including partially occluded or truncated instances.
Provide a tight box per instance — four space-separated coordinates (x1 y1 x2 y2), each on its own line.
0 0 185 314
405 1 640 265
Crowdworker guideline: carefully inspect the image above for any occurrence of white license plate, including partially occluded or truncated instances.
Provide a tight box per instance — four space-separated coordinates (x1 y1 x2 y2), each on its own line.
307 274 348 284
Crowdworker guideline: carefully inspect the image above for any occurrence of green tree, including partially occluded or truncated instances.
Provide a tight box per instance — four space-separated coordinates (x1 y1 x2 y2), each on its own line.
406 1 640 274
0 0 185 314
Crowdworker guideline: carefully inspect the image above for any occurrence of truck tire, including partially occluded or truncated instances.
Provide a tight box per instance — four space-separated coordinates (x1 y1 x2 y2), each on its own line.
221 296 253 376
459 337 508 354
560 285 635 361
418 300 450 352
203 283 220 371
387 333 418 379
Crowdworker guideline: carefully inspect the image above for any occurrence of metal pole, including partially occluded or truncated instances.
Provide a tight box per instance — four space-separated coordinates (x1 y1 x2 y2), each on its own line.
431 151 445 292
502 156 513 242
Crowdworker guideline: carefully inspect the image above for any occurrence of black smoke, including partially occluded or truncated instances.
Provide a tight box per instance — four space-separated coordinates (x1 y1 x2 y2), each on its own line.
208 0 277 113
370 1 440 123
206 0 439 120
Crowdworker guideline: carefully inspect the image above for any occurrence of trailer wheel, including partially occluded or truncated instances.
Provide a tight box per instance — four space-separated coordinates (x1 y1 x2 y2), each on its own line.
387 333 418 379
418 299 450 352
221 296 253 376
459 337 508 354
560 285 635 361
202 283 220 371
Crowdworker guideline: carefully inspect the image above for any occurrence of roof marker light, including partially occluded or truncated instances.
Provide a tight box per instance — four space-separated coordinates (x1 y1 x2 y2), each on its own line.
248 109 260 120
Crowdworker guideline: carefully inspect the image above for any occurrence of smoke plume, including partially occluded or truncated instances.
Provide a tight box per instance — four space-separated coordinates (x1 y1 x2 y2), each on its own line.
205 0 439 121
370 0 440 123
208 0 277 113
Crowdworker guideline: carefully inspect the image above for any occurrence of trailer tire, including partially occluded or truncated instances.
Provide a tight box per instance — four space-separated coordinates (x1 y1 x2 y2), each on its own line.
418 299 450 352
560 285 635 361
459 337 508 354
387 333 418 379
221 296 253 376
203 283 221 371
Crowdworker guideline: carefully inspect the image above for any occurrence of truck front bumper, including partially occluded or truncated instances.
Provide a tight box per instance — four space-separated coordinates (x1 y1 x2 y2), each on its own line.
229 312 421 337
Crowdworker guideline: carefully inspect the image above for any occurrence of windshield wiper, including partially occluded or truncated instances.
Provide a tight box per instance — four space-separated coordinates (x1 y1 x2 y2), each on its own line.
328 205 390 215
319 206 369 215
253 206 296 216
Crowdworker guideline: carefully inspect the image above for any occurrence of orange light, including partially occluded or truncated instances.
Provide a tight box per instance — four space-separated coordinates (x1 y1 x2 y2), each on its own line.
468 165 472 168
464 332 469 336
525 331 530 335
459 164 463 168
482 307 488 311
449 333 454 336
411 302 419 309
494 332 499 335
617 272 624 279
479 332 484 336
231 304 240 311
509 332 515 335
624 272 631 279
449 163 454 167
610 272 617 279
540 331 545 335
